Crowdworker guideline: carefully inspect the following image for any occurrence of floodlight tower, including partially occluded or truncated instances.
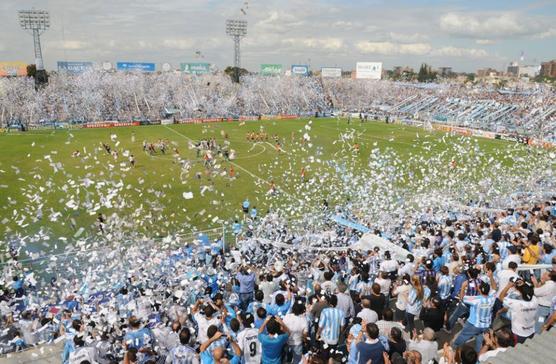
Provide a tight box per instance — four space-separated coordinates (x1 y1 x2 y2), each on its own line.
225 19 247 82
18 9 50 86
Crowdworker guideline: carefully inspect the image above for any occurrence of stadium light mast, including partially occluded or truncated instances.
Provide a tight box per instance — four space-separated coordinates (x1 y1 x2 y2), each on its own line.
18 9 50 86
225 19 247 82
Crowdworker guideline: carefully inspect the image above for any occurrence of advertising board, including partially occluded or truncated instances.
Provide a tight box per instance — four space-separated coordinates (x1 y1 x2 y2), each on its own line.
321 67 342 78
291 64 309 76
180 63 211 75
116 62 156 72
356 62 382 79
0 61 27 77
57 61 93 74
260 64 282 76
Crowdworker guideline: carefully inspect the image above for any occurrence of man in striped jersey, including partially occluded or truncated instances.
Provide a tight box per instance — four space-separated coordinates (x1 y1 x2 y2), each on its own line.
452 281 496 353
317 295 345 362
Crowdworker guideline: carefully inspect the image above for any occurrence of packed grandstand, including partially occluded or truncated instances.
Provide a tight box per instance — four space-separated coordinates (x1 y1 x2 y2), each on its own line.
1 74 555 143
0 67 555 364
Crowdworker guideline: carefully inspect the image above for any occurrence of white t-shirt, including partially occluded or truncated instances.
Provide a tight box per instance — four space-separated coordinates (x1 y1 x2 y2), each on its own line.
534 281 556 307
503 297 538 337
380 260 399 273
393 284 411 311
283 313 307 346
237 327 261 364
193 313 220 343
478 347 508 362
398 262 415 277
69 347 97 364
375 277 391 295
357 308 378 324
496 269 518 297
502 255 521 270
259 281 276 304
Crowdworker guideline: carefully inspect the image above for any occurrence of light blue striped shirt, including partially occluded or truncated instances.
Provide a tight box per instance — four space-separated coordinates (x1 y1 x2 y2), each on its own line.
406 286 431 315
319 307 345 345
463 294 496 329
438 275 452 300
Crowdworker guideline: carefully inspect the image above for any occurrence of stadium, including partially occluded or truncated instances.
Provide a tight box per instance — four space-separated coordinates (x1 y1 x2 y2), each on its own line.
1 1 556 364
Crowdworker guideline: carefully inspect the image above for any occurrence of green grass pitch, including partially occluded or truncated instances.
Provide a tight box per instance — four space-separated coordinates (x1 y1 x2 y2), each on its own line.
0 118 530 256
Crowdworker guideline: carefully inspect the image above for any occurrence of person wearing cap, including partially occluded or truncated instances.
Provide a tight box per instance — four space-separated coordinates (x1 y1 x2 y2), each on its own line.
499 278 539 343
452 281 496 353
531 270 556 333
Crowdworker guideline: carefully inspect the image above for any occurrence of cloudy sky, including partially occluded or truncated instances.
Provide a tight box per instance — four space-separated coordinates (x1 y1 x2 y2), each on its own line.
1 0 555 72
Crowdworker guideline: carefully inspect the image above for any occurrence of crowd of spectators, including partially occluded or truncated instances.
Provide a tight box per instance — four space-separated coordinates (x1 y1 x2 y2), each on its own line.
1 197 555 364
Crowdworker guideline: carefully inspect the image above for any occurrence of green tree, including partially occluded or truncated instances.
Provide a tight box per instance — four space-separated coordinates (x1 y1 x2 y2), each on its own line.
224 66 249 82
26 64 36 78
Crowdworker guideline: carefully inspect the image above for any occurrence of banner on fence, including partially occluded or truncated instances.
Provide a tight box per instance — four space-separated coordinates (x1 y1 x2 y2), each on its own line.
180 63 211 75
57 61 93 74
260 64 282 76
0 61 27 77
356 62 382 79
321 67 342 78
291 65 309 76
84 122 140 128
116 62 155 72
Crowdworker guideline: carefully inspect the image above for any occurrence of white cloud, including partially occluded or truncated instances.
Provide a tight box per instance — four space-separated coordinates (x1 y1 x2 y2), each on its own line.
389 32 428 42
355 41 432 55
282 38 344 51
535 28 556 39
431 47 488 58
332 21 354 29
162 39 195 50
50 40 90 50
475 39 496 45
439 12 549 39
355 41 488 59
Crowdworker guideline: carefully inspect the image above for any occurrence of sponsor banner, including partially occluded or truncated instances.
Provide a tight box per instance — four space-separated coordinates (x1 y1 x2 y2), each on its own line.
0 61 27 77
116 62 155 72
179 118 234 124
498 134 529 144
178 115 299 124
180 63 211 75
356 62 382 79
321 67 342 78
239 116 260 121
57 61 93 74
260 64 282 76
84 122 140 128
291 64 309 76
